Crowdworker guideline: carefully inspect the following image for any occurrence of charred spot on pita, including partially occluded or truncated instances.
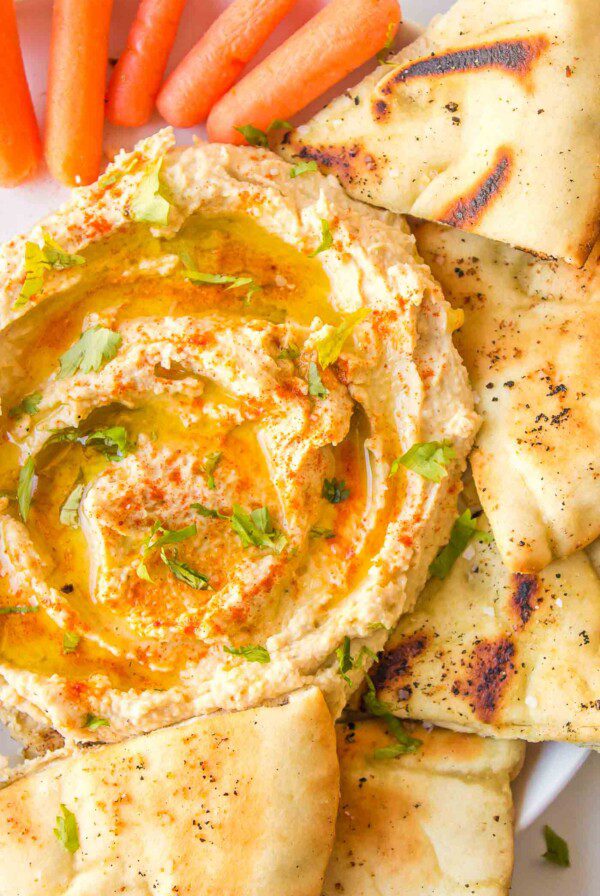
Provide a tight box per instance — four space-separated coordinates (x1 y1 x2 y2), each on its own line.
372 631 429 690
290 143 379 187
378 36 549 96
510 573 541 628
454 637 516 722
438 147 513 228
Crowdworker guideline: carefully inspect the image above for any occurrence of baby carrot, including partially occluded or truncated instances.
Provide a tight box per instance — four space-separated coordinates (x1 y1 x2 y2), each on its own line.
45 0 114 186
157 0 299 128
0 0 41 186
107 0 188 127
207 0 400 145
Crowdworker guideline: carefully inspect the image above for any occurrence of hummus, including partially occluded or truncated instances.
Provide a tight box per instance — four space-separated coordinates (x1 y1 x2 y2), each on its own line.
0 130 477 744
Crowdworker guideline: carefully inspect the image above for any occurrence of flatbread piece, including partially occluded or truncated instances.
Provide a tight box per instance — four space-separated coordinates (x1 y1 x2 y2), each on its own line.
374 506 600 745
0 688 339 896
281 0 600 266
413 221 600 572
323 718 524 895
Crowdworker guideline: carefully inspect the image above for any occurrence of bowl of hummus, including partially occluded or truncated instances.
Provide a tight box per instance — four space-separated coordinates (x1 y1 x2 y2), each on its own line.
0 129 477 746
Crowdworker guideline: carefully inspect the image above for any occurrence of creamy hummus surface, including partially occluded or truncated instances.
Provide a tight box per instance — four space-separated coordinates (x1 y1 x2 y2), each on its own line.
0 130 477 743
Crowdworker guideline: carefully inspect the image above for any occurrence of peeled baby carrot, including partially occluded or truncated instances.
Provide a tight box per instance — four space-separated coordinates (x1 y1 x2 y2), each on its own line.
157 0 299 128
0 0 41 186
107 0 188 127
207 0 400 145
45 0 114 186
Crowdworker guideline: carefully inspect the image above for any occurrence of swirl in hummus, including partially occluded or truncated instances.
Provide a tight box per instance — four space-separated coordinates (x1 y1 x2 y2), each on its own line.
0 130 477 744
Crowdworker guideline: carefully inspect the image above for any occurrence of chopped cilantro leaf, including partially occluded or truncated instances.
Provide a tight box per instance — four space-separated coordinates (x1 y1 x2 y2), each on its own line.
376 21 397 64
322 477 349 504
363 675 422 757
0 604 38 615
184 270 253 288
48 424 132 461
181 255 258 298
335 638 377 684
315 309 370 368
234 124 268 147
278 342 300 360
83 713 110 731
192 503 221 519
429 509 492 579
58 326 121 379
130 157 171 225
160 548 210 590
17 456 36 522
224 644 270 663
542 826 570 867
268 119 293 132
46 427 80 445
390 440 456 483
15 232 85 307
336 636 353 684
62 631 80 654
372 742 416 759
59 474 85 528
203 451 222 490
290 160 318 178
308 361 327 398
234 120 291 148
85 426 132 460
54 804 79 853
243 281 262 303
373 714 422 757
363 675 392 717
230 505 286 553
136 522 197 581
136 560 153 583
309 526 335 539
146 523 197 553
9 392 42 419
192 503 286 553
309 219 333 257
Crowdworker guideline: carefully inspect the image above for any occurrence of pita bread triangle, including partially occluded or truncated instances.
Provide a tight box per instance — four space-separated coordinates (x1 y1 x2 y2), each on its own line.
323 718 524 896
413 220 600 573
280 0 600 266
0 689 339 896
373 490 600 746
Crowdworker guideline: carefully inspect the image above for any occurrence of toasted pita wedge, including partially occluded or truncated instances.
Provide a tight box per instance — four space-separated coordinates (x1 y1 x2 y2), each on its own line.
323 719 524 896
413 222 600 572
0 688 339 896
374 501 600 745
281 0 600 266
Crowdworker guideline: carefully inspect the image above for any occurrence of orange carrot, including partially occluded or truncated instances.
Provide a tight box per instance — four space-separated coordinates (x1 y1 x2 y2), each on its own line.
157 0 299 128
107 0 188 127
207 0 401 145
45 0 114 186
0 0 41 187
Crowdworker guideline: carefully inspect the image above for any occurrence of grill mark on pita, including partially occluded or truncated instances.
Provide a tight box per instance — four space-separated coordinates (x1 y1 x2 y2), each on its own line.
372 632 428 691
573 206 600 266
453 637 516 722
510 573 540 628
291 143 379 188
373 36 549 120
438 147 512 228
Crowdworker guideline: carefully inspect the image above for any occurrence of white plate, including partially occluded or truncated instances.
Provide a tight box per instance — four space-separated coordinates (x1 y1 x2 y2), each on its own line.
1 0 588 831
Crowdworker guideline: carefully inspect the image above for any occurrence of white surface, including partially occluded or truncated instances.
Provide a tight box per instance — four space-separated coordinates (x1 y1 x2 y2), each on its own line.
512 741 588 832
1 0 597 890
513 752 599 896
